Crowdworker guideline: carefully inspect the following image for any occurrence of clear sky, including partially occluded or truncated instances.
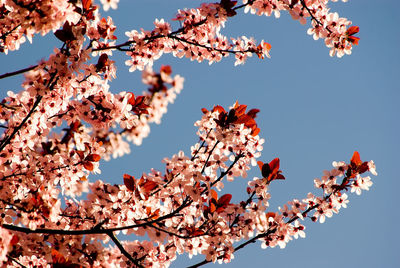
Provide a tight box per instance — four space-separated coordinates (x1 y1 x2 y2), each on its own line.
0 0 399 267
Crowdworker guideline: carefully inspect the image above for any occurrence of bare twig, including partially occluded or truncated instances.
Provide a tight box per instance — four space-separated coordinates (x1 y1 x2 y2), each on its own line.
107 231 144 268
0 65 37 80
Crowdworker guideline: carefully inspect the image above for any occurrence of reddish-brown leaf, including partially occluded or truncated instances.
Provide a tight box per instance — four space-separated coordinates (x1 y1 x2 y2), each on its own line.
123 174 136 191
128 92 135 105
234 104 247 116
85 154 100 162
75 150 85 160
351 151 362 166
266 212 276 219
210 189 218 202
140 180 158 193
251 127 260 136
218 194 232 208
247 108 260 118
234 114 252 125
54 22 74 42
257 161 264 171
210 202 216 213
261 163 271 178
83 161 94 171
10 234 19 245
212 105 226 114
346 26 360 45
347 36 360 45
82 0 92 11
160 65 172 75
269 158 280 174
96 54 109 71
52 249 67 264
347 26 359 35
149 208 160 220
192 229 205 236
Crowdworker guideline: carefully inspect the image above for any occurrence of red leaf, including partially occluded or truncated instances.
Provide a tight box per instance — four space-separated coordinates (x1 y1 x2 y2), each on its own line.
346 26 360 45
234 114 253 125
75 150 85 160
351 151 362 166
247 108 260 118
203 205 210 216
261 163 271 178
135 96 146 105
347 36 360 45
347 26 359 35
54 30 68 42
160 65 172 75
251 127 260 136
52 249 67 264
150 208 160 220
140 180 158 193
51 249 81 267
128 92 135 105
10 235 19 246
359 162 369 174
82 0 92 11
85 154 100 162
257 161 264 171
212 105 226 114
234 104 247 116
266 212 276 219
54 22 74 42
269 158 280 174
210 203 216 213
83 161 94 171
96 54 109 71
192 229 205 236
123 174 136 191
220 0 237 16
210 189 218 202
218 194 232 208
71 121 81 132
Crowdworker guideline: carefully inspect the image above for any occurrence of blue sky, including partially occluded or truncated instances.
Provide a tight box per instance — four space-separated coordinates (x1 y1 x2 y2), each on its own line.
0 0 399 267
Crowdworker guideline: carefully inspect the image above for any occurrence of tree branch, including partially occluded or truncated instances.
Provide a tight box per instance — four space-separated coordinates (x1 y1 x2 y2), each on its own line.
107 231 144 268
188 183 344 267
7 254 27 268
0 65 37 80
300 0 332 34
0 70 58 153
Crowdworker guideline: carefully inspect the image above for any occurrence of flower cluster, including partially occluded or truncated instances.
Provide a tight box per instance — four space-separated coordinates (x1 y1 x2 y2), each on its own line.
0 97 377 267
0 0 79 53
242 0 360 57
0 0 370 267
122 2 273 71
242 151 377 252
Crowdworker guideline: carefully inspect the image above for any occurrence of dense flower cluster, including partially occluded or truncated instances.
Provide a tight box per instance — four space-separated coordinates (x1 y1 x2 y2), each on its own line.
242 0 359 57
0 0 370 267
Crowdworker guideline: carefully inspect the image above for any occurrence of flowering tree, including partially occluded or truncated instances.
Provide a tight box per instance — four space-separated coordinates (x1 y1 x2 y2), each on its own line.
0 0 377 267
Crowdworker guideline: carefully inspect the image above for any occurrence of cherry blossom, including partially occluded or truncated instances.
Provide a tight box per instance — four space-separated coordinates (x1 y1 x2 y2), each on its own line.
0 0 374 267
100 0 119 12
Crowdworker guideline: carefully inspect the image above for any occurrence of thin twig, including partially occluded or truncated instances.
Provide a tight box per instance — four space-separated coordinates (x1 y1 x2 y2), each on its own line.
7 254 27 268
107 231 144 268
0 71 58 153
0 65 37 80
300 0 332 34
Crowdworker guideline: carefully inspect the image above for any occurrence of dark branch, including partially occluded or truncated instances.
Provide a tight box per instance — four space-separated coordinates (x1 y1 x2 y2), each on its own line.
107 231 144 268
0 65 37 80
300 0 332 34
